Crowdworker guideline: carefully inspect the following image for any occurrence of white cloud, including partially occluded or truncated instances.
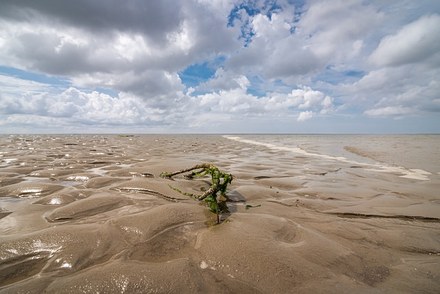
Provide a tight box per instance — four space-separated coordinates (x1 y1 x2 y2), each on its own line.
195 68 250 92
299 0 383 62
0 75 168 128
370 14 440 66
340 60 440 117
364 106 413 117
225 0 386 84
297 111 314 122
226 10 323 80
0 0 439 133
0 0 240 99
188 85 333 120
0 74 334 132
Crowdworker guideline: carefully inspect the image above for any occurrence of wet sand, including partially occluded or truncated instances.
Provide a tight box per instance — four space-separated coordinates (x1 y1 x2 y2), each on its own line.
0 134 439 293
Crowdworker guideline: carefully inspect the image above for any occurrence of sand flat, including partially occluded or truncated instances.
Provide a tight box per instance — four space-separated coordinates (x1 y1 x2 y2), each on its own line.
0 134 439 293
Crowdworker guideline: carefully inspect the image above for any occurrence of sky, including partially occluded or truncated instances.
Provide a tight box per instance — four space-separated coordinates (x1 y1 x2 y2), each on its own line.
0 0 439 134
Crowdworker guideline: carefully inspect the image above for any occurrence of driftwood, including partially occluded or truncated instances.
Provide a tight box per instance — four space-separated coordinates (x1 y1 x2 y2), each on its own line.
160 163 233 223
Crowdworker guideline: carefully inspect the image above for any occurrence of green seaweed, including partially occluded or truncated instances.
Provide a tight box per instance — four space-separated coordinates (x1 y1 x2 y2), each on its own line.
161 163 233 224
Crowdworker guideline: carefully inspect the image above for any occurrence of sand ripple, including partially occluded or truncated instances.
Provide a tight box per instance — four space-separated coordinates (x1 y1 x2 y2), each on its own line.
112 178 191 201
46 193 132 222
0 182 64 198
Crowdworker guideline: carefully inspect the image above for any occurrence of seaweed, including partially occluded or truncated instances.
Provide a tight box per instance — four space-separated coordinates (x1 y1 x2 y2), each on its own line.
160 163 233 224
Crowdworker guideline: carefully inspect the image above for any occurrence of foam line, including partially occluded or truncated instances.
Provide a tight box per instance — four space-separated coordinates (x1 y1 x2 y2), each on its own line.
223 135 431 181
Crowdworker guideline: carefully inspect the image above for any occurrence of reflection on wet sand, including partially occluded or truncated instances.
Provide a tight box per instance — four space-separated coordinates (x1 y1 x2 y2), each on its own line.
0 134 439 293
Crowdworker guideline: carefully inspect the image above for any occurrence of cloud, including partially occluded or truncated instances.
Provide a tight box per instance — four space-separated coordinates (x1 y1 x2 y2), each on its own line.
72 70 185 100
299 0 383 61
226 9 324 79
262 86 333 115
0 75 168 128
0 0 183 43
0 0 439 133
0 0 240 99
370 14 440 67
364 106 413 117
195 68 251 92
297 111 314 122
225 0 386 83
187 85 333 120
0 72 335 133
340 56 440 118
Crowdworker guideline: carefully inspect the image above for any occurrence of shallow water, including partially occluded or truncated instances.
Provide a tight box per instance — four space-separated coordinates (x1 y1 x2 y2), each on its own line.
0 134 439 293
226 135 440 179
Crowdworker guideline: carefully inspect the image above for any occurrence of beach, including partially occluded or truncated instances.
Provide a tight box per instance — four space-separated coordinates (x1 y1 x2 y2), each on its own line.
0 134 439 293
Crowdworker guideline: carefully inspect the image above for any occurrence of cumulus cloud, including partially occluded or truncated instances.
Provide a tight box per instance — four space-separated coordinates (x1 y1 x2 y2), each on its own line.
0 0 183 44
364 106 413 117
0 0 439 133
187 85 333 120
195 68 251 92
259 86 333 115
0 75 168 128
226 9 323 80
370 14 440 67
339 63 439 114
300 0 383 61
0 74 333 132
297 111 314 122
0 0 240 99
223 0 388 87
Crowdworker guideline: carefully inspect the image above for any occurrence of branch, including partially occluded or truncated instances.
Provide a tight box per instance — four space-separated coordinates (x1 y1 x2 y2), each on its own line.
160 163 233 224
197 186 216 201
160 163 214 179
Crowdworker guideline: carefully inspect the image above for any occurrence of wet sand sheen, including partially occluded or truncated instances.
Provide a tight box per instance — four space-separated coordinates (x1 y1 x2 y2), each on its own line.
0 134 439 293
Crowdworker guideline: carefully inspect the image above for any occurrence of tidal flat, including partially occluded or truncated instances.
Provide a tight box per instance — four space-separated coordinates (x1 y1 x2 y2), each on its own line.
0 134 439 293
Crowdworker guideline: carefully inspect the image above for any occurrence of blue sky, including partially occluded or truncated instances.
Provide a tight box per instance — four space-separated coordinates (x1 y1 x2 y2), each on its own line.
0 0 439 133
